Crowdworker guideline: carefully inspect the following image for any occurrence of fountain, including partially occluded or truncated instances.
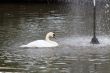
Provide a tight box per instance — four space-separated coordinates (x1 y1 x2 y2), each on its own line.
0 1 110 73
91 0 99 44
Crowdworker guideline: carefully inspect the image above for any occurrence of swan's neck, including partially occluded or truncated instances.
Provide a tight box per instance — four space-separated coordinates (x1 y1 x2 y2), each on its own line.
45 34 58 46
45 34 51 42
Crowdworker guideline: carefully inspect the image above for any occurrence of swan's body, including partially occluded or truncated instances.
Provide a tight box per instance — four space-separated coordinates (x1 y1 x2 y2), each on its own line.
20 32 58 47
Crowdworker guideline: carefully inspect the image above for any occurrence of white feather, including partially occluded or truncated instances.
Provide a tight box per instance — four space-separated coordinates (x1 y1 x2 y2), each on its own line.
20 32 58 48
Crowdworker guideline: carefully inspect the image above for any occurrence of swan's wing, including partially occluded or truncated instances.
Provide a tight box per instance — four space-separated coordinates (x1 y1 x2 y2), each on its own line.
27 40 53 47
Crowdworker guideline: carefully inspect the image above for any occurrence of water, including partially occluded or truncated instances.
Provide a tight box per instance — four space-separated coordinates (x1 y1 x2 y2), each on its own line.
0 2 110 73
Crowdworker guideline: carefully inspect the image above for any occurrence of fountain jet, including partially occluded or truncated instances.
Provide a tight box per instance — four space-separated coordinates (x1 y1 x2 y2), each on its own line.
91 0 99 44
93 0 96 6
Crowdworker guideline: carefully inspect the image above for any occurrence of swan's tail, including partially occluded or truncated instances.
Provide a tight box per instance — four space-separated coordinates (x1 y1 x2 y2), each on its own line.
20 45 27 47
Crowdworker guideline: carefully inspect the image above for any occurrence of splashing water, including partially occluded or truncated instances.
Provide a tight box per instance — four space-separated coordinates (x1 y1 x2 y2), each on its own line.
93 0 96 6
105 4 109 8
59 36 110 47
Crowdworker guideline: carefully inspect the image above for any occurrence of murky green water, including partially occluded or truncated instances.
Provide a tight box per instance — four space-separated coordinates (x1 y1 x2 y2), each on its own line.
0 2 110 73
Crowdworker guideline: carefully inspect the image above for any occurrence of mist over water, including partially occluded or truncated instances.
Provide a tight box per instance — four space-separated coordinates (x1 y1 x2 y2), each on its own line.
0 1 110 73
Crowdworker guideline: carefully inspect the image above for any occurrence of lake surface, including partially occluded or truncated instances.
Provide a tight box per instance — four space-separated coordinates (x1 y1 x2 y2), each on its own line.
0 2 110 73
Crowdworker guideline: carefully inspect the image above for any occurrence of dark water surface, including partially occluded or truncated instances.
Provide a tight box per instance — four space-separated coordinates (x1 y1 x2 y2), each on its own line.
0 3 110 73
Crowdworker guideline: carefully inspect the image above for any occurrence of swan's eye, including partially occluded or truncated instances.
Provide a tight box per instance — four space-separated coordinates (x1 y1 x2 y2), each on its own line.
53 34 55 37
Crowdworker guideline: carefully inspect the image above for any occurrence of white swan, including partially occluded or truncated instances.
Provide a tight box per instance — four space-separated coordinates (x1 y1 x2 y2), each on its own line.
20 32 58 47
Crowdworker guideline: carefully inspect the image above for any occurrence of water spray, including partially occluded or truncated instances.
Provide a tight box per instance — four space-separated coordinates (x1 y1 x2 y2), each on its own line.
91 0 99 44
93 0 96 6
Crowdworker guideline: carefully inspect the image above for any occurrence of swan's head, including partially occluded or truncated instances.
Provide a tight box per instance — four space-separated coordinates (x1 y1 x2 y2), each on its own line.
47 32 55 38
